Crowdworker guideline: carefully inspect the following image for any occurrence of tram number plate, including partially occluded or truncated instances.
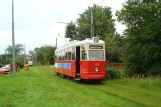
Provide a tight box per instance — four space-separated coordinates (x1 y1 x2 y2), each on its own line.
89 45 103 49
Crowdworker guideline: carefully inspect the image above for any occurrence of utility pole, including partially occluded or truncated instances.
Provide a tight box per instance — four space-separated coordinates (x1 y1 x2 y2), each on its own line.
12 0 16 76
56 36 57 49
24 44 26 65
91 8 94 38
5 52 7 65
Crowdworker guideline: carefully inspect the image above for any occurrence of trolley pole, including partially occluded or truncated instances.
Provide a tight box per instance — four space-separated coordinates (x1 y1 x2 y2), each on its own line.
12 0 16 76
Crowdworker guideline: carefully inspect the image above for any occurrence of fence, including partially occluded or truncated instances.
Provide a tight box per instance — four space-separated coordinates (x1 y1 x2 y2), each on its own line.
107 63 124 70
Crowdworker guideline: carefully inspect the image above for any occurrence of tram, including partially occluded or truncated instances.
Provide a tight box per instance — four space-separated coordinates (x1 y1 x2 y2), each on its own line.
54 37 106 81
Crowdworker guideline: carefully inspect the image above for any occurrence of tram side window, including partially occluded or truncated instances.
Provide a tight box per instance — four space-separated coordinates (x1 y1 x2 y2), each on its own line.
68 52 71 60
60 50 64 61
61 55 63 60
56 56 59 61
59 56 61 61
72 51 75 60
82 50 87 60
58 56 60 61
54 56 56 61
65 51 68 60
61 55 65 60
59 55 61 61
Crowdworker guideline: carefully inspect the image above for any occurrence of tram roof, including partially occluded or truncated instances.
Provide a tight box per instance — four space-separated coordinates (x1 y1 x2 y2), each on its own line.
55 39 105 52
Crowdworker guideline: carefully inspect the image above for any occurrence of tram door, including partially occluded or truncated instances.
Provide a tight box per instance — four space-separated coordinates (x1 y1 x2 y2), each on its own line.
76 46 80 75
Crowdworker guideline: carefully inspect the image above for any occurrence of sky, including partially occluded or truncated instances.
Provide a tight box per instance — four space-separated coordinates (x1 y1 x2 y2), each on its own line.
0 0 126 54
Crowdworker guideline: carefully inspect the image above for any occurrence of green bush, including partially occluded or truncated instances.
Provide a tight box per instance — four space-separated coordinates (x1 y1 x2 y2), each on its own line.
16 62 24 68
106 68 121 79
15 55 24 68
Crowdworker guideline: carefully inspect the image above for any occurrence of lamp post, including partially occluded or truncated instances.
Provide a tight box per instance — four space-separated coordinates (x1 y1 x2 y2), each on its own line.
12 0 16 76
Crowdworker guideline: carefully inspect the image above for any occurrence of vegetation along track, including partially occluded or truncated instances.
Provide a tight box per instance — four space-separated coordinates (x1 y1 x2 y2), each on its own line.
1 66 159 107
84 79 161 107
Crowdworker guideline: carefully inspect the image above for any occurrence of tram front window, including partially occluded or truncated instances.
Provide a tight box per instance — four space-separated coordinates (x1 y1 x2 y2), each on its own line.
88 50 104 60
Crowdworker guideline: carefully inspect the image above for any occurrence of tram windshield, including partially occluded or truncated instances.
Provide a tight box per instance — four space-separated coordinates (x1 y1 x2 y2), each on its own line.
88 50 104 60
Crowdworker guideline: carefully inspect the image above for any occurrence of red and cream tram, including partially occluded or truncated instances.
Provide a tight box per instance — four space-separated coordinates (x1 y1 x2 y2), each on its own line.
54 37 106 81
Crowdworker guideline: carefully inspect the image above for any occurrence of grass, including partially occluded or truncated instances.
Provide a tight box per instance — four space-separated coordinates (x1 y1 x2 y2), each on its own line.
0 65 161 107
87 78 161 107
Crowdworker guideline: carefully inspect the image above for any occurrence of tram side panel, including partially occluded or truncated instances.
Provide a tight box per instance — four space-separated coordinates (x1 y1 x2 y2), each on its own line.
54 61 76 77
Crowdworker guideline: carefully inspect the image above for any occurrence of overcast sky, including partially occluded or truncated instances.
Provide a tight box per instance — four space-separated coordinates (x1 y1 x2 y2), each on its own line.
0 0 126 54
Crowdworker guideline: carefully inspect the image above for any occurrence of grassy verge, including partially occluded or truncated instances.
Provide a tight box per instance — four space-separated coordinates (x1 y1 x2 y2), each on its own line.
87 78 161 107
0 65 160 107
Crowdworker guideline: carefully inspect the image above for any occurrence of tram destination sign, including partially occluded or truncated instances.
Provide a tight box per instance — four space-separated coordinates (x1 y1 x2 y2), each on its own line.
89 45 103 49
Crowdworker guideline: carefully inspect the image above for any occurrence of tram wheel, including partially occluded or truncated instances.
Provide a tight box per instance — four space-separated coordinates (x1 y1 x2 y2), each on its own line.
56 72 60 76
62 74 66 79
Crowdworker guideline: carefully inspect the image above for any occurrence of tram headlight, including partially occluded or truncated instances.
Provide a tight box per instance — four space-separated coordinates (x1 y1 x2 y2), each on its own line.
95 68 99 72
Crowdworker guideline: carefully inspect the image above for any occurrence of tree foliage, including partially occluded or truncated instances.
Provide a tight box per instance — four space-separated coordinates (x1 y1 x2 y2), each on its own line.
65 21 77 40
34 46 56 65
28 50 36 62
116 0 161 76
0 44 25 68
76 4 115 40
5 44 24 56
15 55 24 68
64 4 121 62
105 33 124 62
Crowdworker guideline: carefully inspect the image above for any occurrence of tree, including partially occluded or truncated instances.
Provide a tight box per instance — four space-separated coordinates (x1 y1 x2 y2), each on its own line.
34 46 56 65
5 44 24 56
0 44 25 68
65 21 77 40
28 50 35 62
15 55 24 68
77 4 115 40
0 55 2 67
116 0 161 76
76 4 122 62
0 54 11 65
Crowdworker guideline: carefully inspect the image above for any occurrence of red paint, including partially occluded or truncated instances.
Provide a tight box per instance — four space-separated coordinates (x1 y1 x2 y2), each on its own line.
80 61 106 80
54 60 106 80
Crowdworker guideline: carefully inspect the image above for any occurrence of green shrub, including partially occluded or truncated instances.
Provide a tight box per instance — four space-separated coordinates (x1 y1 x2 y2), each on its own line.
15 55 24 68
106 68 121 79
17 62 24 68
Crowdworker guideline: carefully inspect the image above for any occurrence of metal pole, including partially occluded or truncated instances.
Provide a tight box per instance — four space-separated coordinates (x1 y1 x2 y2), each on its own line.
91 8 94 38
56 36 57 49
12 0 16 76
93 11 94 38
5 52 7 65
24 44 26 65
